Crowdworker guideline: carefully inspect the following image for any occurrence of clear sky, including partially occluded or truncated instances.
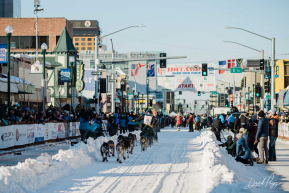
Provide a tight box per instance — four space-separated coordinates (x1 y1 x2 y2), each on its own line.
22 0 289 64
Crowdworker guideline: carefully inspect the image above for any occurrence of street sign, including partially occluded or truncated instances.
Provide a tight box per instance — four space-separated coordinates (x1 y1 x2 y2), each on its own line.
230 67 242 73
91 71 102 75
211 91 218 95
266 95 271 99
134 95 138 101
109 79 117 82
0 43 7 64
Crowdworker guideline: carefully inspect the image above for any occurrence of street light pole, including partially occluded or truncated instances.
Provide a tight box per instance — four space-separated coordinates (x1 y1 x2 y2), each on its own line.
5 25 13 108
94 25 145 114
34 1 44 59
41 43 47 111
225 27 275 109
222 40 265 111
69 57 75 112
126 84 129 112
142 93 144 111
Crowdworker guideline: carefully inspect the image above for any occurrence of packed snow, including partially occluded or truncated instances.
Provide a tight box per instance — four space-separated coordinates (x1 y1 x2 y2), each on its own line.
0 127 286 193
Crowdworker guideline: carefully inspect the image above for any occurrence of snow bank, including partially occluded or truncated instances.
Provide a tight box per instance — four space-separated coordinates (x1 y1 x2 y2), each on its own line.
197 131 235 193
0 131 140 193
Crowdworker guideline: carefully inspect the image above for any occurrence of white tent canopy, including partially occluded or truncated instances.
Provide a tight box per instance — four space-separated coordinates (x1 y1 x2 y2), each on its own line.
170 112 177 116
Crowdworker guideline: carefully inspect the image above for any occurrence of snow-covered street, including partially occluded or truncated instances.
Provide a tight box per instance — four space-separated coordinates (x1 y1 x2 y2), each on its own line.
1 127 288 193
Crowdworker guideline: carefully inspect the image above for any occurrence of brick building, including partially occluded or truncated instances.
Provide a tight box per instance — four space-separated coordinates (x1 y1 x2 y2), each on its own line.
0 17 73 52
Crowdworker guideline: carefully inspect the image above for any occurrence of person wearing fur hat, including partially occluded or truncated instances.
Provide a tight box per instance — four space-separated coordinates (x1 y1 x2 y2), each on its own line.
268 109 279 161
256 110 269 164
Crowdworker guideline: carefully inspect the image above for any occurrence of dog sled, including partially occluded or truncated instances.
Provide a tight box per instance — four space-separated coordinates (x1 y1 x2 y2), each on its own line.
140 124 158 144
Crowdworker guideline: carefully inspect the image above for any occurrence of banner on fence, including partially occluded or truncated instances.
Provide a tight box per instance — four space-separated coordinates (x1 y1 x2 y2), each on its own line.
75 122 80 136
15 125 28 146
57 123 65 139
48 123 58 139
69 122 76 137
0 126 15 149
35 124 44 142
27 124 35 144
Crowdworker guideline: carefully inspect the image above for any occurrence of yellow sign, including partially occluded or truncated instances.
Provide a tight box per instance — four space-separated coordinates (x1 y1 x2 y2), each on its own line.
76 62 84 92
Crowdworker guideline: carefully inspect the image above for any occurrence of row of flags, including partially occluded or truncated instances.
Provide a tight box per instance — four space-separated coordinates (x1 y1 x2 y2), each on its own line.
131 63 155 77
219 59 244 74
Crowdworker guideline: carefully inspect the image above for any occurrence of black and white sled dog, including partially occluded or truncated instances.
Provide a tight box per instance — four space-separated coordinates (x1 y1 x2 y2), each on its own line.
116 142 126 163
127 135 134 154
147 136 153 148
140 136 148 151
107 140 115 157
101 142 109 162
118 135 125 143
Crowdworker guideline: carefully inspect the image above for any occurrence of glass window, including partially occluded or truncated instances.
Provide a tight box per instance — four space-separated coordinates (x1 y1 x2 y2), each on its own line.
0 36 6 44
285 77 289 88
38 36 49 48
76 47 79 50
285 65 289 75
81 38 85 41
20 36 30 49
81 47 85 50
56 36 60 45
81 31 86 35
88 38 92 41
87 42 92 46
90 60 95 68
93 31 99 35
81 42 85 46
10 36 19 49
75 38 79 41
87 31 93 36
73 30 81 35
179 91 182 95
75 43 79 46
88 47 92 50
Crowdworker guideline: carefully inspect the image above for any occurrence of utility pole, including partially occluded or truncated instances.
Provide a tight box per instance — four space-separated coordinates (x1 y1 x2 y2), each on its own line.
271 38 275 109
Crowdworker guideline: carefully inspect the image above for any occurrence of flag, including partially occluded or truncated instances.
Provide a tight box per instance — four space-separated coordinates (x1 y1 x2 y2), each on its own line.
236 59 244 69
131 63 145 76
219 61 226 74
148 64 155 77
227 59 236 69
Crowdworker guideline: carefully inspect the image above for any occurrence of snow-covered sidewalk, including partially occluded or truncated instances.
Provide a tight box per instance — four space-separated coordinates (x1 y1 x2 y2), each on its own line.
0 127 287 193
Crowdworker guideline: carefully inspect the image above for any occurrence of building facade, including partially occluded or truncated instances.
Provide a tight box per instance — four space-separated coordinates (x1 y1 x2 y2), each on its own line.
70 20 101 52
0 0 21 18
0 18 73 52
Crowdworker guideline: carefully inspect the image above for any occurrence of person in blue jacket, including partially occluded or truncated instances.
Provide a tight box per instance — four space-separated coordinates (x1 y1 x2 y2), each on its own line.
119 115 126 134
195 115 201 131
235 137 252 165
219 114 225 130
128 112 136 132
228 114 235 131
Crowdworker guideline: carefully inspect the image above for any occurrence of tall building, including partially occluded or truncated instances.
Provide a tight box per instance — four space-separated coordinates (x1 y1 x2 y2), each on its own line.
0 0 21 18
70 20 101 52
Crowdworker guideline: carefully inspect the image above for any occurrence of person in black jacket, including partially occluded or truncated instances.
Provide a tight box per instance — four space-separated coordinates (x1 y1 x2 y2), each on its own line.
212 117 222 141
268 109 279 161
233 115 241 140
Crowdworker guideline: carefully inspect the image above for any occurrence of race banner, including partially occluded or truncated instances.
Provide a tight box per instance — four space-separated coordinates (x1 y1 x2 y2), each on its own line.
157 64 215 76
57 123 65 139
14 125 28 146
157 76 216 91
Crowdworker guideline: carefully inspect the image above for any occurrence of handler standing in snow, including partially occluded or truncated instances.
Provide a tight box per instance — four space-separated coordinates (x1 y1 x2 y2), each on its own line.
176 113 183 131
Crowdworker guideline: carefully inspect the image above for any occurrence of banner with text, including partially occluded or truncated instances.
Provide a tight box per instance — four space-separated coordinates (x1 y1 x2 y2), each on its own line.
157 64 215 76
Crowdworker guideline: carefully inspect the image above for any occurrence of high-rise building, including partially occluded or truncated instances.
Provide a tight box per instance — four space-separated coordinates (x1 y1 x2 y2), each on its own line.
70 20 101 52
0 0 21 18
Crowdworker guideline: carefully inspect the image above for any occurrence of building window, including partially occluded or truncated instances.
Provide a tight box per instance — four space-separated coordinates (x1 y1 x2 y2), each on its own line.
19 36 30 49
90 60 95 68
87 42 92 46
81 38 85 41
0 36 49 49
81 42 86 46
88 38 92 41
75 38 79 41
88 47 92 50
81 31 86 35
75 43 79 46
76 47 79 50
81 47 85 50
73 30 81 36
156 92 163 99
56 36 60 45
179 91 182 95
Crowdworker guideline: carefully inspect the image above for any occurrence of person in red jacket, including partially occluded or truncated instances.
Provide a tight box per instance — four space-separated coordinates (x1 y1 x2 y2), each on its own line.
176 113 183 131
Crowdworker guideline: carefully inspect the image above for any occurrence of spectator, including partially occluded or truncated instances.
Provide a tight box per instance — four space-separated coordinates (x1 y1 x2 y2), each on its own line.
268 109 279 161
247 119 258 151
256 110 269 164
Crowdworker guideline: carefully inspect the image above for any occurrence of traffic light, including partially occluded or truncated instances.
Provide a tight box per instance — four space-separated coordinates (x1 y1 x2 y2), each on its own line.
195 100 197 104
198 91 201 96
230 100 233 107
99 78 106 93
255 85 261 97
264 81 271 93
260 59 264 70
227 89 232 95
202 63 208 76
149 99 152 107
225 100 229 107
205 101 208 105
160 53 166 68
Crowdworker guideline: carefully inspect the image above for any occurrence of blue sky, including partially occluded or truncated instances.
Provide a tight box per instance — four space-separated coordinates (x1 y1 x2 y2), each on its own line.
22 0 289 64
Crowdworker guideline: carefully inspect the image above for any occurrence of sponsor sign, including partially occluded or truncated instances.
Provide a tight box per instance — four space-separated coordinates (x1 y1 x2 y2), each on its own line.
27 124 35 144
75 122 80 136
14 125 27 146
57 123 65 139
34 124 44 142
128 93 133 100
60 69 71 82
157 76 216 92
48 123 58 139
76 62 84 92
69 122 76 137
0 43 7 64
0 126 15 149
